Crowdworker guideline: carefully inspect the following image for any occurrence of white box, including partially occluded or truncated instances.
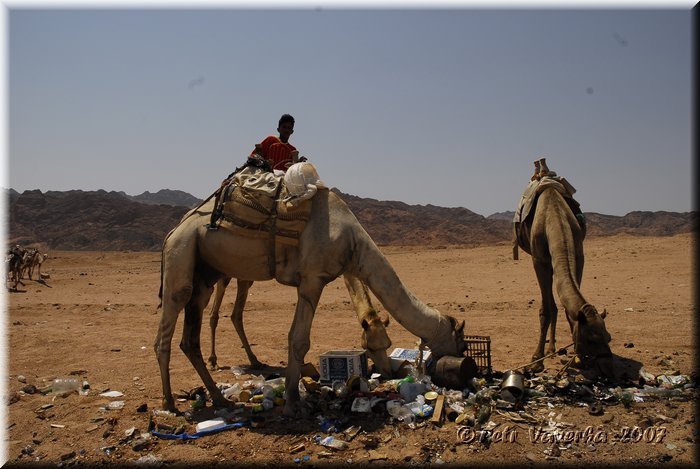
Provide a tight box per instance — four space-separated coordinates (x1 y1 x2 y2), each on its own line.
389 347 433 371
319 350 368 384
195 417 227 433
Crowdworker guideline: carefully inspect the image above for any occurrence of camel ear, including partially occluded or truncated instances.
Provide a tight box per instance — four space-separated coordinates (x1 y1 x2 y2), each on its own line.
600 308 608 319
577 309 587 323
361 319 370 330
382 316 390 327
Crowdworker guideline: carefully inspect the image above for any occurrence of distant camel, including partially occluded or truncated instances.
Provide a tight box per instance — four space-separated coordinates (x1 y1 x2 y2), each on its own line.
6 246 25 290
155 171 467 416
20 248 47 280
206 274 393 378
517 184 613 377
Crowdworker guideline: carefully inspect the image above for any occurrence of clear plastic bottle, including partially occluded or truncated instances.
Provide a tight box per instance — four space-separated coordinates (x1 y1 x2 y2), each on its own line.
51 378 81 394
223 383 242 401
262 397 275 410
316 435 348 450
332 380 349 399
261 385 276 399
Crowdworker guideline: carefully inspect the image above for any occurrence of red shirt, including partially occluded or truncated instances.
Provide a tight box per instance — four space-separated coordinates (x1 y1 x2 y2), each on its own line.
251 136 297 171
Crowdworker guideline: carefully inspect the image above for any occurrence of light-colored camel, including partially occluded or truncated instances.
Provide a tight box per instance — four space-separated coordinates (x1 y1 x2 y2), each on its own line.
518 186 614 377
205 274 393 379
20 249 47 280
155 190 466 416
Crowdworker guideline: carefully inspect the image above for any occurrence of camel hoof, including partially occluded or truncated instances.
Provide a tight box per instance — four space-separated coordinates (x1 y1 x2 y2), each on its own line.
250 360 266 370
526 361 545 375
162 399 178 414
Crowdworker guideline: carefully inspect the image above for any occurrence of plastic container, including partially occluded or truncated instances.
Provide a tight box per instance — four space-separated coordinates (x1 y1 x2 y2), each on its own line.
51 378 81 394
261 385 276 399
316 435 348 450
223 383 242 400
399 382 427 402
331 380 349 399
196 417 226 433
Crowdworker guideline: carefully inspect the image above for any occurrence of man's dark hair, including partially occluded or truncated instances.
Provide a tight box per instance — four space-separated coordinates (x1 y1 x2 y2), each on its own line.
279 114 295 127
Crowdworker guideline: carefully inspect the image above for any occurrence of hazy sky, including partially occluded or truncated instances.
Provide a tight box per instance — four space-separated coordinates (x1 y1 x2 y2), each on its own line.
6 4 693 216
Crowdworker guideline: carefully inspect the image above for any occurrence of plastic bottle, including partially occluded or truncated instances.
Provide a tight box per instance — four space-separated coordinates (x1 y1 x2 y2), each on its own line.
332 380 349 399
261 385 276 399
262 397 275 410
265 376 285 386
223 383 242 400
51 378 81 394
316 435 348 450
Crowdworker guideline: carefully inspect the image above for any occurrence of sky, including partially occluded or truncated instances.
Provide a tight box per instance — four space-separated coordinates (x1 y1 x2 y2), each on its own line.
4 3 694 216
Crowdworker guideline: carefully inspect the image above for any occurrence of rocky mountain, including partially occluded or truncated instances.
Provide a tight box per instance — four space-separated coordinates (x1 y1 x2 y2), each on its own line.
7 189 189 251
120 189 203 208
5 188 696 251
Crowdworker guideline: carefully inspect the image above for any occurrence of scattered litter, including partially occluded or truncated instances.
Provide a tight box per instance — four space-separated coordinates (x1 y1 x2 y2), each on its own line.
195 418 227 433
151 420 250 440
316 435 348 450
100 390 124 398
105 401 125 410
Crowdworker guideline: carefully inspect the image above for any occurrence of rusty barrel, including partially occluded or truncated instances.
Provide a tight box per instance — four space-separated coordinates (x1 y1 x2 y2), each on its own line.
432 355 478 389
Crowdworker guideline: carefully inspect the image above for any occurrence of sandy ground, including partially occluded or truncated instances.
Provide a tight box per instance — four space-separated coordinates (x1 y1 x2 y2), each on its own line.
4 233 696 466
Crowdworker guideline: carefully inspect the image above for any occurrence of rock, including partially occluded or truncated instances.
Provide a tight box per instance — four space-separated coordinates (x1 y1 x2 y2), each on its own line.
17 375 27 383
588 402 604 416
21 384 38 394
8 392 20 405
131 437 151 451
368 450 388 461
60 451 76 461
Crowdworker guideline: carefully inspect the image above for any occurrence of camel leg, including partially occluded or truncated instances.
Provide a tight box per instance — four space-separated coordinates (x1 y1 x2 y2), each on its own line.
155 239 198 412
207 277 232 370
155 283 193 413
283 278 325 417
180 275 229 409
231 280 265 368
528 259 556 374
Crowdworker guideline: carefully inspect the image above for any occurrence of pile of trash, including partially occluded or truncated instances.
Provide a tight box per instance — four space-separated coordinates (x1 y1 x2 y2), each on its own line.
148 351 697 449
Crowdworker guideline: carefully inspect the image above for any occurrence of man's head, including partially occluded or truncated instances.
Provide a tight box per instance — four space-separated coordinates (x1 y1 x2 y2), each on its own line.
277 114 295 142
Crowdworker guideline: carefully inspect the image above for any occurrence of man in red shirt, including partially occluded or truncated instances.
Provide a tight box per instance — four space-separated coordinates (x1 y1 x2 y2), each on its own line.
251 114 305 172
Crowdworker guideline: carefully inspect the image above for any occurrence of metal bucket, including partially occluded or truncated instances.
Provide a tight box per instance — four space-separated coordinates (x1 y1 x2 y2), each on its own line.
432 356 478 389
500 370 525 402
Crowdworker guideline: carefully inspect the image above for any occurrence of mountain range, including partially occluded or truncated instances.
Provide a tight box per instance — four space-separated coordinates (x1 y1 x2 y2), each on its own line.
5 188 696 251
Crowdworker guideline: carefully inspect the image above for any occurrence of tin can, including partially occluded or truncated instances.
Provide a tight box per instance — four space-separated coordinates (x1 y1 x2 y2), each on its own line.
432 356 478 389
500 370 525 402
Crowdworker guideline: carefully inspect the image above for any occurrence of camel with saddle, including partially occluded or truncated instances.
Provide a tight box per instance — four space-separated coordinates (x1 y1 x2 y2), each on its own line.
206 274 393 378
155 161 467 416
514 158 614 377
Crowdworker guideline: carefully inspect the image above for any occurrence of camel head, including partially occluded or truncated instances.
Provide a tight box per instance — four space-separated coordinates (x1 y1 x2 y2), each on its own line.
361 314 393 379
573 304 614 378
425 314 467 359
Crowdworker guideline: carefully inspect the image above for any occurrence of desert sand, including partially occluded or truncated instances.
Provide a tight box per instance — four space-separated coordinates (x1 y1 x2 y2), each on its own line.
5 233 695 466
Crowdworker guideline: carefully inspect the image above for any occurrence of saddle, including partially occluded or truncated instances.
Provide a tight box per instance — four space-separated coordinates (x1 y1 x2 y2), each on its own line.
212 163 325 246
513 176 586 255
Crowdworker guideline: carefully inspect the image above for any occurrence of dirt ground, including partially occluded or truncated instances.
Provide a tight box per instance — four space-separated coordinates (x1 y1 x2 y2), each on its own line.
4 233 696 467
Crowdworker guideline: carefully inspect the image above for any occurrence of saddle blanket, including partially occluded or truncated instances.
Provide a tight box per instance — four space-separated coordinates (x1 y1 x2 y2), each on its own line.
513 176 577 225
218 163 326 245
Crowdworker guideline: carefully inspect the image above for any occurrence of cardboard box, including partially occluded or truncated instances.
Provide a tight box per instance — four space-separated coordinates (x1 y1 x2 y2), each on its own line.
319 350 368 383
389 347 434 372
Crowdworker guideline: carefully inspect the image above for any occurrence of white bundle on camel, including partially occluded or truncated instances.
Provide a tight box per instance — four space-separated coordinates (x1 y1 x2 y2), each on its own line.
283 162 327 207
